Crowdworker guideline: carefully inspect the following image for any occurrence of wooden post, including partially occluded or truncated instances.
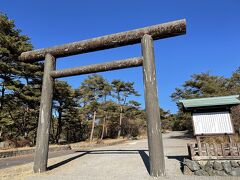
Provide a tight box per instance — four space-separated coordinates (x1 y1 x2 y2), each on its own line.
228 135 233 144
33 54 55 173
141 34 165 177
188 143 195 159
237 143 240 156
213 143 218 156
206 143 210 156
196 136 202 156
221 143 225 156
229 143 234 156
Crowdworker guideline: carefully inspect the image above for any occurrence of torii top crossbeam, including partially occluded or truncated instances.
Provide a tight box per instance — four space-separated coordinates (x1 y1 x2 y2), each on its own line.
19 19 186 62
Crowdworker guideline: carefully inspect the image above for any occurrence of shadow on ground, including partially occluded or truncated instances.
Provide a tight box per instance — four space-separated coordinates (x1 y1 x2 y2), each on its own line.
167 155 189 173
47 149 150 174
167 155 189 162
47 151 91 170
48 150 189 174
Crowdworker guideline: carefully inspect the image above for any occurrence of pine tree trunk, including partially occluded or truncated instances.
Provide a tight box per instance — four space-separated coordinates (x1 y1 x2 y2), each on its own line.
55 109 62 144
90 111 96 141
51 118 55 140
100 116 106 140
23 106 29 138
118 106 123 138
0 84 5 109
0 127 2 138
66 130 69 142
105 126 108 137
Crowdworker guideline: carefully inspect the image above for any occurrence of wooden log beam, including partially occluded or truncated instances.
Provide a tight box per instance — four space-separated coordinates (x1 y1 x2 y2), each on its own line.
50 57 143 78
192 156 240 161
19 19 186 62
141 34 165 177
34 54 55 173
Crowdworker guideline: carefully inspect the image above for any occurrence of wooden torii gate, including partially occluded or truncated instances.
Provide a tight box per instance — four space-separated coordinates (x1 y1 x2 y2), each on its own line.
18 19 186 177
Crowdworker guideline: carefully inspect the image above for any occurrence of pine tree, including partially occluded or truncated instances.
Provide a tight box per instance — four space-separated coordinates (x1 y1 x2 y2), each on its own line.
53 80 77 143
171 68 240 131
0 13 43 143
111 80 139 138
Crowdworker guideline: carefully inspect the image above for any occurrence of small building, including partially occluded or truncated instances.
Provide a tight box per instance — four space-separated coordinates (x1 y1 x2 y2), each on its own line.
179 95 240 160
179 95 240 136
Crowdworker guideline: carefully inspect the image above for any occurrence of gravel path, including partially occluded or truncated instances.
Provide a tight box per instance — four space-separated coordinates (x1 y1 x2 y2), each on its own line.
1 131 239 180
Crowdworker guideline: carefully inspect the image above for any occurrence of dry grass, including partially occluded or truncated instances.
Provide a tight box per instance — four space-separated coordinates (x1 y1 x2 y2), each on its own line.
69 138 127 149
0 144 66 152
202 134 240 144
0 163 33 180
0 138 127 152
0 152 80 180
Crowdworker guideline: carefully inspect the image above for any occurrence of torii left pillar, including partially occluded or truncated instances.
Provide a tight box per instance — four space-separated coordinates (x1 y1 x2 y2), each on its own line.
34 54 55 173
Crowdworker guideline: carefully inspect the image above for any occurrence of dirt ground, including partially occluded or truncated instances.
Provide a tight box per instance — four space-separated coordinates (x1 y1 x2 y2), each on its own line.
1 131 239 180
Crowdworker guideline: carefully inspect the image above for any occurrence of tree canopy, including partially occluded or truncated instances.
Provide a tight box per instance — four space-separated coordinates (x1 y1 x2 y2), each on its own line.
170 68 240 131
0 13 43 146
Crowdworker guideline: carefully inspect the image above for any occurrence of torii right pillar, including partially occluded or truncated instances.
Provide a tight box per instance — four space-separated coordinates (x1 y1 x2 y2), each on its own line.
141 34 165 177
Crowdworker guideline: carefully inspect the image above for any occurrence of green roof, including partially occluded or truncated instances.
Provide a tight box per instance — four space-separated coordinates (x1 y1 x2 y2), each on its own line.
179 95 240 109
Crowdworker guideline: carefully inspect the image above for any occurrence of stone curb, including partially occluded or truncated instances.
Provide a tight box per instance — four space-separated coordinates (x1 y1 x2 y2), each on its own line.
0 145 71 159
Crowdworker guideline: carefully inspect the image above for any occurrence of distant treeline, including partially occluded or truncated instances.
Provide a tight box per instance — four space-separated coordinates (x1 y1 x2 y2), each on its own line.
0 13 239 147
165 67 240 133
0 14 149 146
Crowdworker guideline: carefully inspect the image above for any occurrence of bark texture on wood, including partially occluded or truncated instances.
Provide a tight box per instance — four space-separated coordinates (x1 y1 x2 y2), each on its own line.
141 34 165 177
19 19 186 62
33 54 55 173
51 57 143 78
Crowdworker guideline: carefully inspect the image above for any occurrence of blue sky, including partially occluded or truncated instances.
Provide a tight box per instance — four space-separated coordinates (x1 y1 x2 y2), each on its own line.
1 0 240 113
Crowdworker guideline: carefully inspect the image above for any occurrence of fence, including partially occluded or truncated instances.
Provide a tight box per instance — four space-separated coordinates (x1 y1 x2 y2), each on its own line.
188 142 240 160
